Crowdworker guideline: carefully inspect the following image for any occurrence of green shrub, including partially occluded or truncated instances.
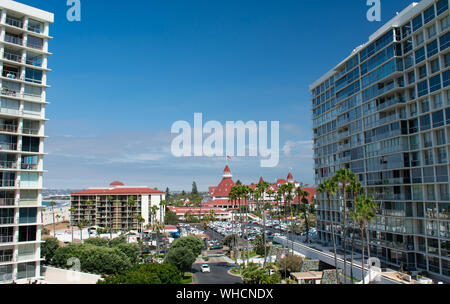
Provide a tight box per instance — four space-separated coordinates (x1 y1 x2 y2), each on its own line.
99 263 182 284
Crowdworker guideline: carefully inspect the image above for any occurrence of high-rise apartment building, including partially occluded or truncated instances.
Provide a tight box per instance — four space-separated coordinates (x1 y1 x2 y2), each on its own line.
310 0 449 280
0 0 53 283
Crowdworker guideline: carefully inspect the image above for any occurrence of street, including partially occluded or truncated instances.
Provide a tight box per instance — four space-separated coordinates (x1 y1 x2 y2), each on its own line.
192 250 243 284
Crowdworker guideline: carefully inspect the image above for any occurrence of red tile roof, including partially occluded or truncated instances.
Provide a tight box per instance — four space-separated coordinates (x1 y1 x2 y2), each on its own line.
109 181 125 187
224 165 231 173
72 187 165 196
287 172 294 180
209 178 235 198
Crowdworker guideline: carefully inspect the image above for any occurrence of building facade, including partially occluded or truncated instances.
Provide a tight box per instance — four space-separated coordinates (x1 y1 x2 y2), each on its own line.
310 0 449 279
70 182 166 232
0 0 53 284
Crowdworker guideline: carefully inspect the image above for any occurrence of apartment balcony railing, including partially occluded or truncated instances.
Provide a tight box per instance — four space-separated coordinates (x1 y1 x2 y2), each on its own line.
0 198 15 207
0 161 17 169
0 124 18 133
4 52 22 63
0 217 15 225
5 18 23 29
26 42 43 51
0 142 17 151
2 70 21 80
0 235 13 243
1 87 18 97
24 77 42 84
376 97 405 112
25 58 42 67
4 35 23 46
338 143 352 152
371 193 411 201
0 180 16 188
365 115 400 129
22 128 39 136
337 130 350 140
0 254 13 263
21 164 38 170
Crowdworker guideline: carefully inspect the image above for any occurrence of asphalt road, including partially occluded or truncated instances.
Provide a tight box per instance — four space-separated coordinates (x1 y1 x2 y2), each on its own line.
192 249 242 285
192 261 242 284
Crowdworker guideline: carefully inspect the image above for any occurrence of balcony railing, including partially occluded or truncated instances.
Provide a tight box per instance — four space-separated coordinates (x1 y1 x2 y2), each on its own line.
5 18 23 29
22 128 39 135
2 70 21 80
0 235 13 243
0 180 16 187
21 164 37 170
0 143 17 151
0 124 18 133
1 87 18 97
0 254 13 263
0 161 17 169
376 97 404 112
4 52 22 63
27 24 42 34
0 217 15 225
26 42 43 50
0 198 15 207
4 35 23 46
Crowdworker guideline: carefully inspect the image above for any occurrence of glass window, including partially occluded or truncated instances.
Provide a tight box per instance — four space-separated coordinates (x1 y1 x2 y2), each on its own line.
415 47 426 64
415 32 424 46
424 6 436 24
432 110 445 127
437 0 449 16
437 147 447 163
441 14 450 31
427 40 438 57
445 53 450 68
18 226 36 242
427 23 437 39
436 165 449 182
412 15 423 32
418 80 429 97
440 32 450 51
430 58 440 74
429 74 442 92
16 262 35 280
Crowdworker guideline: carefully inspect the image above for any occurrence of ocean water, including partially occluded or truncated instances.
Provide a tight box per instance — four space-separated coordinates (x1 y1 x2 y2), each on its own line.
42 201 70 208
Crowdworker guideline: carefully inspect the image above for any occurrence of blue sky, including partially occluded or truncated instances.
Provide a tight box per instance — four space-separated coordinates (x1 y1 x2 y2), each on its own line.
18 0 414 191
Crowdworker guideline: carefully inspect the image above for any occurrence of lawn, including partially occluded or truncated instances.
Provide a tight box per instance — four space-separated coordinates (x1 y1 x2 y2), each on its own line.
182 272 195 284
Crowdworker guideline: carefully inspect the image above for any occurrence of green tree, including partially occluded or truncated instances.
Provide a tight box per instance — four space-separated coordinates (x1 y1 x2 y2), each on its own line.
115 243 140 264
192 182 199 195
276 255 304 273
296 186 311 243
241 263 281 284
165 209 180 225
52 244 132 276
165 247 196 276
127 196 136 231
99 263 182 284
170 235 204 257
41 237 59 264
69 207 76 243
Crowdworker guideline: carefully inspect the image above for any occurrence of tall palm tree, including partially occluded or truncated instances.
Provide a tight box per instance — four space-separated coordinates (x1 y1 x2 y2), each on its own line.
114 200 122 232
69 207 76 243
317 179 339 282
296 187 311 243
333 168 356 284
106 195 114 239
85 200 94 228
50 201 56 237
127 196 136 232
77 221 84 242
280 183 295 255
256 180 270 266
350 194 376 284
229 186 239 265
347 180 362 284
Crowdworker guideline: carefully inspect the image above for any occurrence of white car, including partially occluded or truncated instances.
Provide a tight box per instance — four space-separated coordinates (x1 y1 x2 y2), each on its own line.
201 264 211 273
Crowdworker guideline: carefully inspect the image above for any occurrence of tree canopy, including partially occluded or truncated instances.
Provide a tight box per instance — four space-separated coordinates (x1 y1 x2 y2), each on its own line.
99 263 182 284
170 235 204 257
165 247 196 274
41 237 60 264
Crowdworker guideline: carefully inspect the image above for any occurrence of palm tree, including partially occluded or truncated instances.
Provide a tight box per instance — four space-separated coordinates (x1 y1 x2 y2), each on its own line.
77 221 84 242
333 168 356 284
127 196 136 232
114 200 122 232
350 194 376 284
280 183 295 255
69 207 76 243
347 180 362 284
296 187 311 243
317 179 340 282
136 214 145 234
229 187 239 265
50 201 57 237
85 200 94 228
106 195 114 239
256 180 270 266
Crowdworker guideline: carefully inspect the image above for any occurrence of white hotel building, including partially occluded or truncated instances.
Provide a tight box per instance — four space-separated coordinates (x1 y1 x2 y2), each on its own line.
0 1 53 283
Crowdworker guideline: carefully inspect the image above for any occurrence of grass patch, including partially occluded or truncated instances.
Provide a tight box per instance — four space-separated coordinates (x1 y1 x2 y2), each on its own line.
182 272 194 284
230 268 241 275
